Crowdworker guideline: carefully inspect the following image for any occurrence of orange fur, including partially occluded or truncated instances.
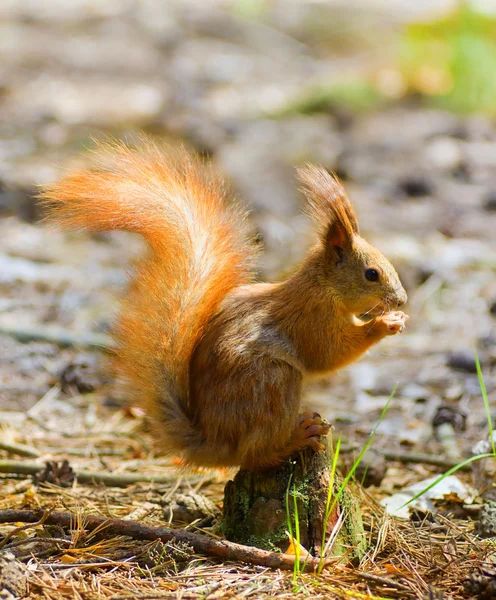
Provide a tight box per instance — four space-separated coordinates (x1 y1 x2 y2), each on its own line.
298 166 359 240
40 140 256 455
40 139 408 470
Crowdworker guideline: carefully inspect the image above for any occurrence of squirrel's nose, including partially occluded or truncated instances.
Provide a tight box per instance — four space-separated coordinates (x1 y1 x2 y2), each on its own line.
396 291 407 307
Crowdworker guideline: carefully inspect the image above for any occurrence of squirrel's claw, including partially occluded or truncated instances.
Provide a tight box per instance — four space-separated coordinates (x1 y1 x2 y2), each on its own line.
293 411 331 452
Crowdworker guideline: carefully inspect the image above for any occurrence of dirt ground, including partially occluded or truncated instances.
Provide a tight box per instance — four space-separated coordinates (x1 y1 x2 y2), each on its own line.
0 2 495 599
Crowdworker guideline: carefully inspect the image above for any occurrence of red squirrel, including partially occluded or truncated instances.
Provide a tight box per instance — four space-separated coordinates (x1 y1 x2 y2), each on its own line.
40 139 408 470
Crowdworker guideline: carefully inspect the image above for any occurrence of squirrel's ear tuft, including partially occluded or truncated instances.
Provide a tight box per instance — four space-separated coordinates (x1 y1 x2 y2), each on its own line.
297 165 359 247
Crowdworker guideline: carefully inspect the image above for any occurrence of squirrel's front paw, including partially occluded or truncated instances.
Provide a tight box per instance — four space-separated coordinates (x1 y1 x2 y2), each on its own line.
371 311 409 337
293 411 331 453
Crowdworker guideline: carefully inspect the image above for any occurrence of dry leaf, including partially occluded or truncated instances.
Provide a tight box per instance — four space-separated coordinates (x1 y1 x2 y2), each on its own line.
285 534 309 558
60 554 79 563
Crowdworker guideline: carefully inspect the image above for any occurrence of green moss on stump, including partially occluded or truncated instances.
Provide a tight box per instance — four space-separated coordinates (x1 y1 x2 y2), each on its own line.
222 442 366 562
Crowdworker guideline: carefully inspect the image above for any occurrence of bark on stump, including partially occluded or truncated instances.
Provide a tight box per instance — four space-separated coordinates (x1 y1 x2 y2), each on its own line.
223 441 366 562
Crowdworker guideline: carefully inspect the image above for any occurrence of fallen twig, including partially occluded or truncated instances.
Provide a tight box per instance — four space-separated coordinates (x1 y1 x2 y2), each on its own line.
0 438 139 459
109 582 222 599
340 445 472 471
40 560 133 570
0 509 331 572
352 571 413 593
0 323 113 350
0 460 212 488
0 440 41 458
4 536 73 550
378 450 471 471
0 507 55 549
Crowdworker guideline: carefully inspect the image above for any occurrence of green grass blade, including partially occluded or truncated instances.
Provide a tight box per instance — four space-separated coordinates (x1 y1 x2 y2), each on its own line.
318 385 396 570
399 452 494 509
285 472 294 539
474 347 495 456
333 385 396 501
292 483 301 583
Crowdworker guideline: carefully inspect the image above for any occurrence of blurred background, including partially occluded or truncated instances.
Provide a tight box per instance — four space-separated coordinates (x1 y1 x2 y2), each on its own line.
0 0 495 455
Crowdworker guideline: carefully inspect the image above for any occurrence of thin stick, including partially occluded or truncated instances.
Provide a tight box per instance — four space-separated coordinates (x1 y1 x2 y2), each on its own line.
0 460 213 488
0 324 113 350
0 440 41 458
353 571 413 593
340 445 473 471
5 537 73 550
0 509 330 572
378 450 471 471
0 507 55 549
110 582 222 599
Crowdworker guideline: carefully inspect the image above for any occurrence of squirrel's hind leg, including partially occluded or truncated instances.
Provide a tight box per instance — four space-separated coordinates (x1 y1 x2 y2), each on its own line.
241 412 330 471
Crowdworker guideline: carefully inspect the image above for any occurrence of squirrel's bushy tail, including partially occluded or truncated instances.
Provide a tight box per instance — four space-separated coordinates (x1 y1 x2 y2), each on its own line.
40 139 256 456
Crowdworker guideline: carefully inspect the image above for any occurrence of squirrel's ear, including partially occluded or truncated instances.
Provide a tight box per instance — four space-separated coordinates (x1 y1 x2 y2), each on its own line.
297 165 359 249
326 219 349 249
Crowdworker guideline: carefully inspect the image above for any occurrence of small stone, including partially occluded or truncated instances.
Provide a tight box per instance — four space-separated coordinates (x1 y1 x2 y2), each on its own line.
483 191 496 212
424 136 462 170
490 300 496 316
447 351 478 373
481 334 496 348
397 176 433 198
59 355 105 394
432 405 467 432
443 383 465 401
401 383 430 402
451 161 471 182
0 551 29 597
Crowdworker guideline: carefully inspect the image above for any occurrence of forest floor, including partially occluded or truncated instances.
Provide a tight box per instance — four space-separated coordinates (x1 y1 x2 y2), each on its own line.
0 2 495 599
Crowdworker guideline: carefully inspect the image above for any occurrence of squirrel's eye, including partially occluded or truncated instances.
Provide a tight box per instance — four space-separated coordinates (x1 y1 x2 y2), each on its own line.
365 268 379 282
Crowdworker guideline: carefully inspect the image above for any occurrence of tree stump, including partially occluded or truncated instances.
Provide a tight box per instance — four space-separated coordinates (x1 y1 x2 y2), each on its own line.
222 440 366 562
